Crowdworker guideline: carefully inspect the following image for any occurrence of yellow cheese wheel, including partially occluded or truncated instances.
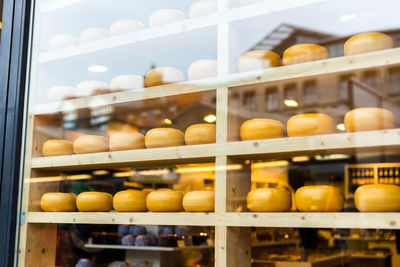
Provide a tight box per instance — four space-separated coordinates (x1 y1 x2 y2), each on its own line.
106 120 139 137
42 140 74 156
344 108 395 132
344 32 394 56
182 190 214 212
76 192 113 212
145 67 184 87
40 192 76 212
109 132 145 151
355 184 400 212
287 113 335 137
240 119 285 141
282 44 330 66
73 135 109 154
295 186 344 212
146 190 183 211
145 128 185 148
113 190 147 212
238 50 281 72
247 188 291 212
185 124 216 145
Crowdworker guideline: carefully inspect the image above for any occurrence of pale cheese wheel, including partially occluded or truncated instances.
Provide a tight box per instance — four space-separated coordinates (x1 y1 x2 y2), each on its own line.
189 0 217 18
283 44 330 66
247 188 291 212
187 59 217 80
47 85 75 102
110 19 146 36
80 27 109 43
48 34 79 51
295 185 344 212
110 74 144 92
145 128 185 148
355 184 400 212
183 190 214 212
240 119 285 140
109 132 145 151
240 0 263 5
344 32 394 56
146 190 183 212
106 120 139 137
287 113 335 137
73 135 109 154
149 9 186 27
185 124 216 145
113 190 147 212
344 108 394 132
41 192 76 212
145 67 185 87
75 80 110 97
76 192 113 212
238 50 281 72
42 140 74 156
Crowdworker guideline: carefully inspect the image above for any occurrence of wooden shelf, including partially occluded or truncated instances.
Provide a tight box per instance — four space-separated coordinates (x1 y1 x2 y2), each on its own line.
84 244 214 251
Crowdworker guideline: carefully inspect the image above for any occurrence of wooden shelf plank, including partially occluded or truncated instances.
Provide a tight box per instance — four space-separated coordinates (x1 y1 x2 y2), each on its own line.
84 244 214 251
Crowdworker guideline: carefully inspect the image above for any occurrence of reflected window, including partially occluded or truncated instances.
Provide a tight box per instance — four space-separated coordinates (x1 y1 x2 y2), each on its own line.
265 87 278 111
284 84 297 108
303 80 318 106
363 70 380 90
339 75 352 100
388 67 400 93
244 91 256 111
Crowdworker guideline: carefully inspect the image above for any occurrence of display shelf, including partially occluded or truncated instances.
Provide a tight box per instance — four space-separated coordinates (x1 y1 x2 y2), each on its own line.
251 240 298 248
84 244 214 251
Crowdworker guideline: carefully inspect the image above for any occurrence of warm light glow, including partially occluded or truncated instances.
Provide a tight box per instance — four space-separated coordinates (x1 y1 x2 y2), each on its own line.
177 164 242 173
340 14 357 23
88 65 108 72
292 156 310 162
284 99 298 107
164 118 173 125
113 171 133 177
92 170 109 176
336 123 346 131
284 234 289 239
315 154 350 161
252 160 289 168
204 114 216 123
199 232 208 236
0 22 2 29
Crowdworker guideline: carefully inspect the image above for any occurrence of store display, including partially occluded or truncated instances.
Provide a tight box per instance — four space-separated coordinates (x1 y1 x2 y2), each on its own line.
121 234 135 246
187 59 217 80
117 225 130 235
282 44 330 66
295 186 344 212
184 124 216 145
355 184 400 212
182 190 215 212
240 119 285 141
286 113 335 137
129 225 147 236
238 50 281 72
344 107 395 132
344 32 394 56
47 34 79 51
75 80 109 97
109 19 146 36
109 132 145 151
113 190 147 212
247 188 292 212
148 9 186 27
146 190 183 211
40 192 76 212
106 120 139 136
76 192 113 212
145 128 185 148
109 74 145 92
189 0 217 18
72 135 109 154
46 85 75 102
42 139 73 156
79 27 109 43
135 235 151 246
145 67 185 87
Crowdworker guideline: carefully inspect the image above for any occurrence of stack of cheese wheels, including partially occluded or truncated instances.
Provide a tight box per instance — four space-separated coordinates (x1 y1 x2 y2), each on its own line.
76 192 113 212
344 32 394 56
148 9 186 27
109 19 146 36
185 124 216 145
295 185 344 212
189 0 217 18
240 119 285 140
145 67 185 87
182 190 214 212
344 107 395 132
287 113 335 137
106 120 139 136
113 190 148 212
145 128 185 148
238 50 281 72
48 34 79 51
247 188 291 212
73 135 109 154
110 74 145 92
41 192 76 212
109 132 145 151
47 85 75 102
75 80 110 97
42 140 74 156
187 59 217 80
282 44 329 66
79 27 109 43
146 190 183 211
355 184 400 212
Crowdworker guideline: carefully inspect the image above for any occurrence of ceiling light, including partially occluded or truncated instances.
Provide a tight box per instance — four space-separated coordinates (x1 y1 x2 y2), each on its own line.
204 114 216 123
336 123 345 131
284 99 298 107
292 156 310 162
88 65 108 72
164 118 172 125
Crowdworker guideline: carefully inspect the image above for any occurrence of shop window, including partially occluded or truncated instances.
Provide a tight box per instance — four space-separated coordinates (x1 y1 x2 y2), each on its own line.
244 91 256 111
303 80 318 105
362 70 380 90
284 84 298 108
338 75 352 100
388 67 400 93
265 87 278 111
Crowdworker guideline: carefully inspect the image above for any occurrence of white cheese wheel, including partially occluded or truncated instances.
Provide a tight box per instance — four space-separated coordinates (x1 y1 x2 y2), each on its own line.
113 190 148 212
189 0 217 18
80 27 109 43
238 50 281 72
48 34 79 50
110 19 146 36
72 135 109 154
295 185 344 212
240 0 263 5
240 119 285 140
75 80 109 97
145 128 185 148
42 140 74 156
110 74 144 92
344 107 395 132
283 44 330 66
76 192 113 212
41 192 77 212
109 132 145 151
287 113 335 137
183 190 214 212
47 85 75 102
185 124 216 145
247 188 291 212
146 190 183 211
187 59 217 80
344 32 394 56
149 9 186 27
355 184 400 212
145 67 184 87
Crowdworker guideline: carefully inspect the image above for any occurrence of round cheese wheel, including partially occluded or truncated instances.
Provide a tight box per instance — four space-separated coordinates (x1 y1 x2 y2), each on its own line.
240 0 263 5
182 190 214 212
240 119 285 140
344 108 395 132
354 184 400 212
113 190 147 212
75 80 109 97
76 192 113 212
287 113 335 137
247 188 292 212
47 85 75 102
344 32 394 56
295 186 344 212
106 120 139 137
145 67 185 87
73 135 109 154
145 128 185 148
109 132 145 151
185 124 216 145
110 19 146 36
41 192 76 212
189 0 217 18
110 74 144 92
146 190 183 212
282 44 330 66
238 50 281 72
149 9 186 27
80 27 109 43
48 34 79 50
187 59 217 80
42 140 74 156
